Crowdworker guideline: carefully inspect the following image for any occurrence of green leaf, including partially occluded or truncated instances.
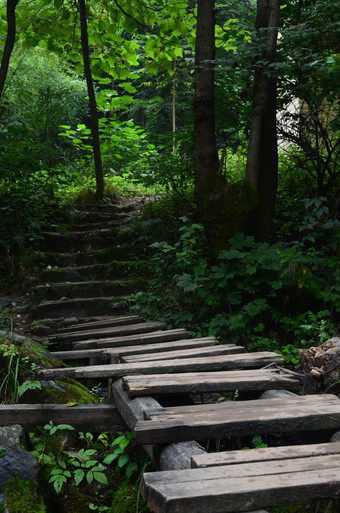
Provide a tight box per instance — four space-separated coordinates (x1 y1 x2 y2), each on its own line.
93 472 108 485
74 469 85 487
118 453 129 468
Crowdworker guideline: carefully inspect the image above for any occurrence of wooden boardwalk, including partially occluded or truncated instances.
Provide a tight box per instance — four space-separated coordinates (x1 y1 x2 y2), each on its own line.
33 315 340 513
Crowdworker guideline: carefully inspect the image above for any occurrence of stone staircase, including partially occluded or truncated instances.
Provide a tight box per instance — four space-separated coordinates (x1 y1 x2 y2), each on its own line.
30 199 146 335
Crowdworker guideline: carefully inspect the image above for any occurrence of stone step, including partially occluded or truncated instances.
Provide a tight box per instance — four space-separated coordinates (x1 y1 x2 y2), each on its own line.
40 229 119 253
39 243 144 267
33 278 145 302
31 296 129 320
39 261 143 283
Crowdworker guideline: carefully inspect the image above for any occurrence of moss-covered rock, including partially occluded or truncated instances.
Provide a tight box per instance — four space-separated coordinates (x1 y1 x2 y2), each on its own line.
4 477 46 513
108 480 151 513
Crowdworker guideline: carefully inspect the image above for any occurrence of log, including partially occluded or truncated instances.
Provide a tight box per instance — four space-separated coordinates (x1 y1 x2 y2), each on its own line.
38 351 284 380
123 368 300 397
73 328 190 350
0 404 125 432
121 344 245 363
135 394 340 444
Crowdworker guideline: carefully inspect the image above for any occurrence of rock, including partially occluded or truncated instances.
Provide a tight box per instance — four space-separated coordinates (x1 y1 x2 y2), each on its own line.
260 389 297 399
0 425 40 490
330 431 340 442
0 298 13 311
296 337 340 390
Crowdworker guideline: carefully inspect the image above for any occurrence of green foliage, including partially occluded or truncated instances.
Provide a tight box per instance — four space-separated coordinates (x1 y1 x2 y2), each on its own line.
0 339 42 404
131 212 339 358
4 476 46 513
103 432 138 479
0 48 88 177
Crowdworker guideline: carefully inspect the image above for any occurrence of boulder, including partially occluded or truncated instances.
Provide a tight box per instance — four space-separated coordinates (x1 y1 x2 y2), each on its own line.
0 425 39 490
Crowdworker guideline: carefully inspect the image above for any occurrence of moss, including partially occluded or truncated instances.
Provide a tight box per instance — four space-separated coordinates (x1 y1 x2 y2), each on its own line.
108 480 151 513
40 379 96 404
4 477 46 513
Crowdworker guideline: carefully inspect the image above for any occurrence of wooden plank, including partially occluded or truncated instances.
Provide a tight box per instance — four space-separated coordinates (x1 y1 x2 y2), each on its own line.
52 321 167 343
37 351 284 380
142 455 340 513
57 315 144 333
123 368 300 397
191 441 340 468
52 337 219 362
111 379 206 469
134 394 340 444
73 328 190 350
51 347 111 362
0 404 125 432
121 344 245 363
143 394 334 416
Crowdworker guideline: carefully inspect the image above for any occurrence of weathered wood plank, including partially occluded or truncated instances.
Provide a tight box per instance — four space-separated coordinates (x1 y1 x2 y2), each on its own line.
73 328 190 350
37 351 284 380
111 379 206 469
143 455 340 513
0 404 125 432
121 344 245 363
123 368 300 397
135 394 340 444
52 321 167 343
52 337 219 362
191 441 340 468
56 315 144 334
51 348 111 362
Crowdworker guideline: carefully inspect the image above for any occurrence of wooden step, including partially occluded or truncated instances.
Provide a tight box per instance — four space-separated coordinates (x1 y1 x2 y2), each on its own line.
120 344 245 363
191 441 340 468
134 394 340 444
72 329 191 350
31 296 129 320
37 351 284 380
34 278 144 302
39 244 144 267
0 404 125 432
40 261 142 283
123 368 301 397
56 315 144 333
52 337 219 361
142 444 340 513
51 321 167 343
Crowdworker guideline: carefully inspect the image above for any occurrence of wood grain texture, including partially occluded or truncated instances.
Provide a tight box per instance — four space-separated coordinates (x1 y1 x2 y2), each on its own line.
52 337 219 362
135 394 340 444
56 315 144 334
191 441 340 467
53 321 167 343
123 368 300 397
143 453 340 513
38 351 284 380
73 328 190 349
0 404 125 431
120 344 245 363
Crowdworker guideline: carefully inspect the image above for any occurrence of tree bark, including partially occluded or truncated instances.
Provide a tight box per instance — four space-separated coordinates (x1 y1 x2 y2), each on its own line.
193 0 257 256
78 0 104 197
0 0 20 102
245 0 280 241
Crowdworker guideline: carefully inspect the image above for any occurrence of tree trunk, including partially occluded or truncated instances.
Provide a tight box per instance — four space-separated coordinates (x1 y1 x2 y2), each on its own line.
0 0 20 102
78 0 104 197
193 0 257 256
245 0 280 241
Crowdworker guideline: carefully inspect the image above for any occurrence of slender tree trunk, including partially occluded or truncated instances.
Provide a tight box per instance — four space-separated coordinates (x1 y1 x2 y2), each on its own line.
193 0 257 256
77 0 104 197
0 0 19 102
245 0 280 241
193 0 219 196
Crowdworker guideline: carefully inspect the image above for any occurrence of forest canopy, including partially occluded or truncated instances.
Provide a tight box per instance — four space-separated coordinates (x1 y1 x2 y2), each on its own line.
0 0 339 353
